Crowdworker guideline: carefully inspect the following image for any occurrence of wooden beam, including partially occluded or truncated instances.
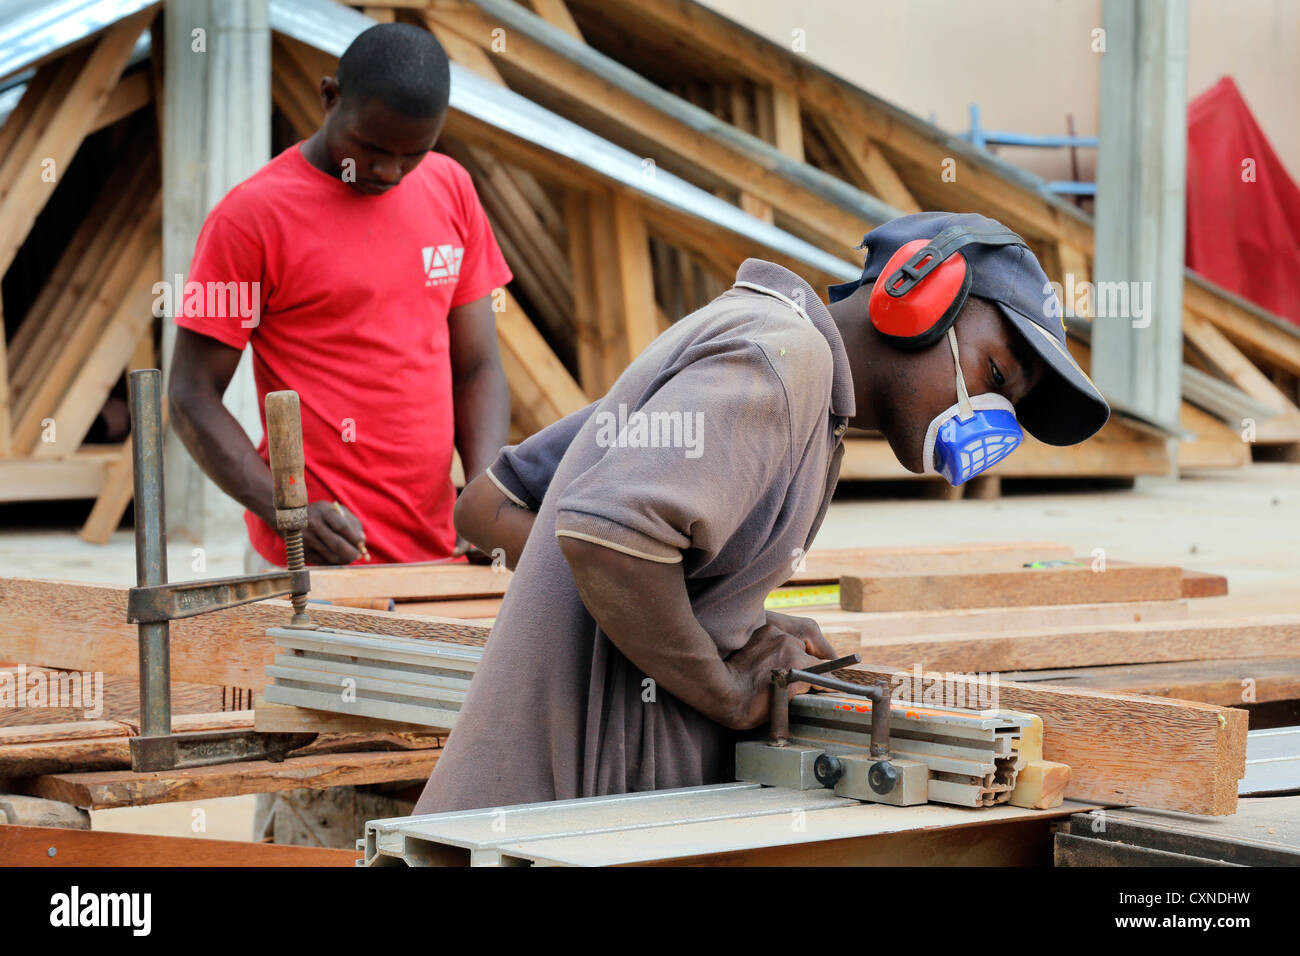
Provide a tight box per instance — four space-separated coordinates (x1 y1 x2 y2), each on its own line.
254 696 436 735
806 599 1189 641
812 119 919 214
0 578 492 690
0 824 359 866
836 615 1300 672
80 330 156 543
1183 307 1300 417
20 748 441 810
0 297 9 458
495 289 588 432
1183 280 1300 377
309 563 511 601
526 0 585 40
837 663 1245 814
612 192 660 360
1002 656 1300 707
91 69 153 133
32 241 161 459
0 447 121 502
769 85 804 161
790 542 1074 581
839 563 1184 612
7 134 157 390
11 191 161 455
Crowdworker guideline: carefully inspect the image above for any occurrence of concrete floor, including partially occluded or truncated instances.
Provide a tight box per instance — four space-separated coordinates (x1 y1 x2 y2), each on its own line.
4 461 1297 842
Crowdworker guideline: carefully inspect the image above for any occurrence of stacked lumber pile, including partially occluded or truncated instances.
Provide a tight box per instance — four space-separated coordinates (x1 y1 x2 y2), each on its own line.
1 539 1295 819
0 577 485 811
242 538 1300 817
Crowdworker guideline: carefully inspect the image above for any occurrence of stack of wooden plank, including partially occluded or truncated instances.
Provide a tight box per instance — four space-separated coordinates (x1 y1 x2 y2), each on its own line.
1 539 1295 820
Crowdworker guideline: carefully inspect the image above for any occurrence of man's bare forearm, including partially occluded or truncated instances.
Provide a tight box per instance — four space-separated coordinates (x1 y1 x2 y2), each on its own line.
452 359 509 482
169 382 276 526
557 536 742 726
453 474 536 569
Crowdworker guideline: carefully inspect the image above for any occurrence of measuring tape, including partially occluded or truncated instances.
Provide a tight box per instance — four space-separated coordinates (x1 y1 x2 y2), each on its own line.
764 584 840 609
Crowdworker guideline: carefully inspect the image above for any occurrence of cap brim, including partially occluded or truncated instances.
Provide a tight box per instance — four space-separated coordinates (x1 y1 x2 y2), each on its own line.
995 302 1111 446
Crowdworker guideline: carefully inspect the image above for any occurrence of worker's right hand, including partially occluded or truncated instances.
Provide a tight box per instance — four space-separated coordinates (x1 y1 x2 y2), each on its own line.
303 500 365 565
722 622 824 731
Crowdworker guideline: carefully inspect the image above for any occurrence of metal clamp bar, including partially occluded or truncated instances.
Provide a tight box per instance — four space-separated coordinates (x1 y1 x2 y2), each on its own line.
128 569 312 623
129 369 171 740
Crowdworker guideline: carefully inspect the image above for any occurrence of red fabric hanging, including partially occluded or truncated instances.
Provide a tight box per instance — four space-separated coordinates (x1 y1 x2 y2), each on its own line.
1185 76 1300 327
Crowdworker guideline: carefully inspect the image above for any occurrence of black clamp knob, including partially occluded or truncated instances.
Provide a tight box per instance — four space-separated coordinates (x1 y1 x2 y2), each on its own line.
813 752 844 788
869 760 899 795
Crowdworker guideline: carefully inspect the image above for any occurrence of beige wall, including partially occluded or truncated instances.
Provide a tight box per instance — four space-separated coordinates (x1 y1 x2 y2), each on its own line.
699 0 1300 184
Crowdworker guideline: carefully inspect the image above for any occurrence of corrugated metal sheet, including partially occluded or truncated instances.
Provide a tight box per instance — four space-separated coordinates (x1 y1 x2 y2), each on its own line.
0 0 155 81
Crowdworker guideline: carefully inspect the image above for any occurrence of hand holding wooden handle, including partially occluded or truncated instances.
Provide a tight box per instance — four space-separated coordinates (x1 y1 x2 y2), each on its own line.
265 390 308 531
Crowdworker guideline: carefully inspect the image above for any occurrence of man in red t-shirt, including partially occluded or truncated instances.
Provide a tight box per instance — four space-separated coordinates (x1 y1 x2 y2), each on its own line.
169 24 512 565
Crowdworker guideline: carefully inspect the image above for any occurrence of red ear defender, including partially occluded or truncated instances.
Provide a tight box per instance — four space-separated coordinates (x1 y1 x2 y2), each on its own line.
868 238 973 352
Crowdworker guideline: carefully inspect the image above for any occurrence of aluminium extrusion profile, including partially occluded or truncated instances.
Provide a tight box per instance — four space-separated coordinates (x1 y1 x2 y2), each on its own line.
361 783 1090 867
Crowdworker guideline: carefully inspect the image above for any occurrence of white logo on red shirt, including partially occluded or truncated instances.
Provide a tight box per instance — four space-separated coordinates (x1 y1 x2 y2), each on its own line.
422 245 464 286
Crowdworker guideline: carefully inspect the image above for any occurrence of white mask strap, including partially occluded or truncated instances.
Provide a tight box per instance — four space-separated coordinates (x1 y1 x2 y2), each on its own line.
947 327 973 418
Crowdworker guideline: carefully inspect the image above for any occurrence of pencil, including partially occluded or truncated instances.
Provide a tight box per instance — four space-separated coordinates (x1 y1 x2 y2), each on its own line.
334 500 370 561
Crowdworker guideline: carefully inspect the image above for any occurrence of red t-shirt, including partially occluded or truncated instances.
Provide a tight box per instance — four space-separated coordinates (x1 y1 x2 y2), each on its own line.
176 144 512 565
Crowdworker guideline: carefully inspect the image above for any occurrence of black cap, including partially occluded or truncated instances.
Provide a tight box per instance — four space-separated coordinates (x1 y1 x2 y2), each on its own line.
829 211 1110 446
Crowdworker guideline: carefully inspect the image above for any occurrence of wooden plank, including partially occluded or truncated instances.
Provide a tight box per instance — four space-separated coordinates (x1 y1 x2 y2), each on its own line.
837 663 1246 814
790 542 1075 582
584 190 631 392
21 748 442 810
1178 400 1254 469
0 297 9 458
1001 657 1300 707
0 578 492 690
1183 307 1300 416
804 599 1190 640
0 447 118 502
1183 279 1300 378
0 712 254 775
612 192 660 360
79 434 135 543
8 140 157 390
397 597 501 618
309 563 511 601
812 119 920 214
0 824 359 866
91 69 153 132
769 85 804 161
33 241 161 459
839 563 1184 612
12 191 161 453
0 8 157 276
253 696 437 735
0 665 235 726
840 615 1300 673
1179 568 1229 599
496 291 588 431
